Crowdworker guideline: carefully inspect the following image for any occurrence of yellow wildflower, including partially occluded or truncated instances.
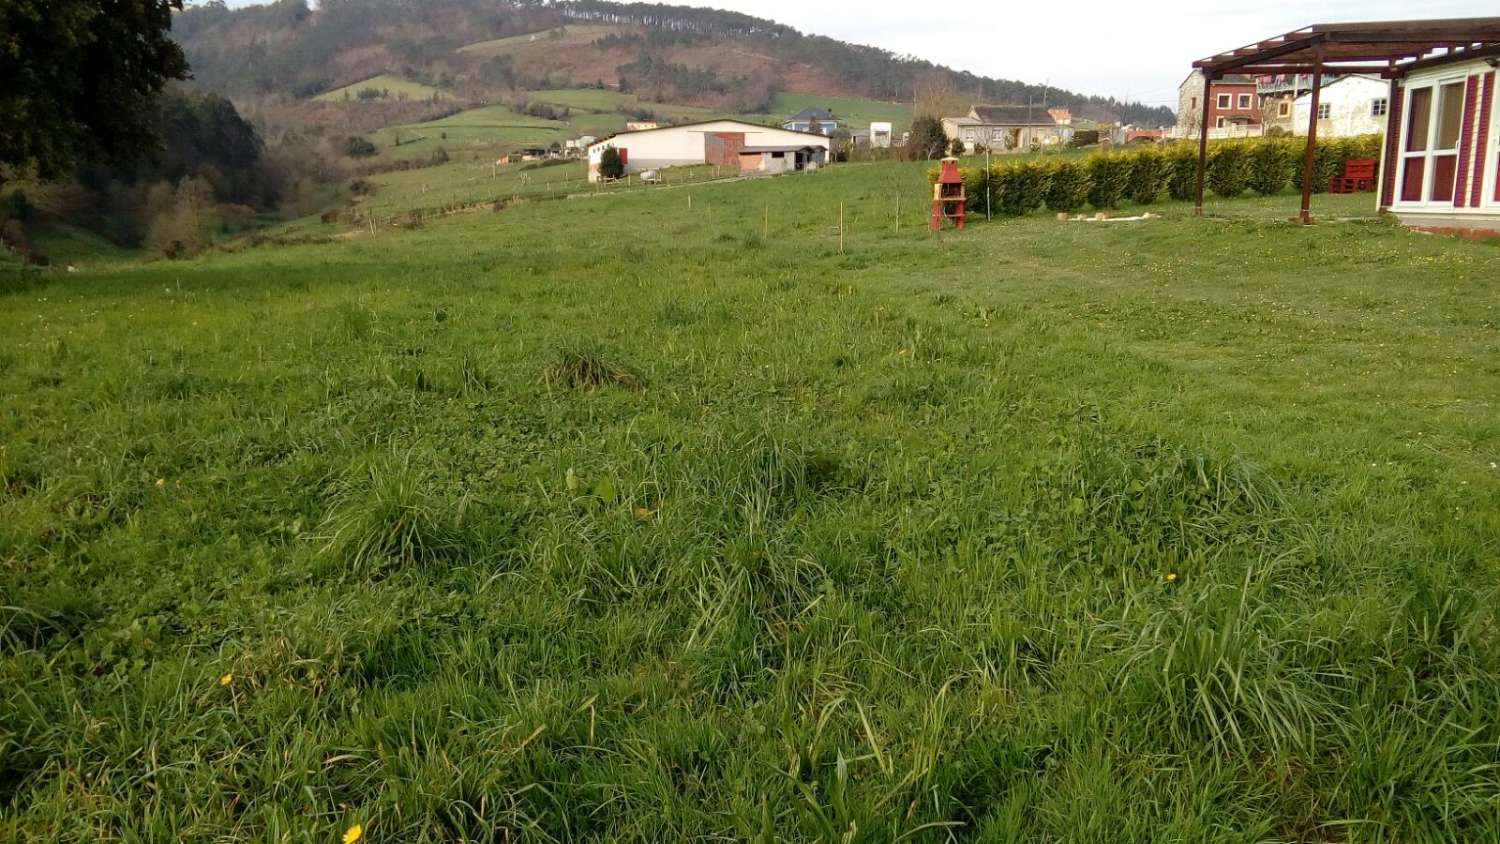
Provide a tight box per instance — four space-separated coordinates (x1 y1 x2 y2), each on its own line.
343 824 363 844
219 673 233 686
1165 573 1178 583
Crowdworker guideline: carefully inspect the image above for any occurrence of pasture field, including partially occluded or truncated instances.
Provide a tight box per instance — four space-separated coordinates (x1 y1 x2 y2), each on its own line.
747 93 914 133
456 25 629 60
3 161 1500 842
316 74 451 103
368 106 567 162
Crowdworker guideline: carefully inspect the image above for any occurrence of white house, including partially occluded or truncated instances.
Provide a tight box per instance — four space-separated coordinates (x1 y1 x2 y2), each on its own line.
586 120 830 182
1381 53 1500 233
782 108 838 135
870 122 893 149
1293 75 1390 138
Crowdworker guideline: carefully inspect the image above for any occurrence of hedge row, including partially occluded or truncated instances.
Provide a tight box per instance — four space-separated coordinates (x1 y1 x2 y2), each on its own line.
935 135 1384 217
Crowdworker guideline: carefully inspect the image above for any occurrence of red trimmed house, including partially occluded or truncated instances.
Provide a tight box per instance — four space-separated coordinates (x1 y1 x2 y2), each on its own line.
1176 70 1261 135
1381 53 1500 233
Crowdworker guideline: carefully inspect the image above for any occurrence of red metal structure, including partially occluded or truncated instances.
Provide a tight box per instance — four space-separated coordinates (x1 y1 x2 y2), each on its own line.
931 157 966 231
1190 18 1500 223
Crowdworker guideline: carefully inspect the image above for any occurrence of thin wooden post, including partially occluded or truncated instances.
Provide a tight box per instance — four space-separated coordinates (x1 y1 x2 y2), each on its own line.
839 202 845 254
1299 42 1327 225
763 205 769 239
1194 71 1213 216
895 194 901 232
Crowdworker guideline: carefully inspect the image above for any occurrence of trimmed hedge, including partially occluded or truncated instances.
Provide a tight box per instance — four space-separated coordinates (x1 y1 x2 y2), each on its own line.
931 134 1383 218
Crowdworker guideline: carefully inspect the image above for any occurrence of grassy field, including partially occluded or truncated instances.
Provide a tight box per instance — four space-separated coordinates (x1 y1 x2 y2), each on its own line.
456 25 628 60
367 106 567 162
748 93 914 133
316 74 451 103
4 161 1500 842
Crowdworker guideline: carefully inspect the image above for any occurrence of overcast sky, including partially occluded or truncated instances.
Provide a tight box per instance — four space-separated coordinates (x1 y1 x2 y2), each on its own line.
216 1 1494 106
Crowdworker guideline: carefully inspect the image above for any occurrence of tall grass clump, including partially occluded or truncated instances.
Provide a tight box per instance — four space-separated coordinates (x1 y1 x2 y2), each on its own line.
319 451 468 572
544 343 641 390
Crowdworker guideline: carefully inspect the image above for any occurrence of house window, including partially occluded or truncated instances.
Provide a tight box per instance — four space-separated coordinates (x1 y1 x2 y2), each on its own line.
1371 98 1388 117
1190 97 1198 110
1216 117 1226 128
1400 81 1467 203
1278 101 1290 117
1217 93 1231 109
1238 94 1252 109
1317 103 1331 120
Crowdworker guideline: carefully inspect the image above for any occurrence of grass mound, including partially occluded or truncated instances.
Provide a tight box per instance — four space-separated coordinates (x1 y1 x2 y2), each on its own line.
544 344 642 391
318 451 469 573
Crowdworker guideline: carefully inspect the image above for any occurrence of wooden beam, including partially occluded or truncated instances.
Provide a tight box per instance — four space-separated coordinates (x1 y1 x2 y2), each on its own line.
1299 45 1326 225
1195 72 1212 216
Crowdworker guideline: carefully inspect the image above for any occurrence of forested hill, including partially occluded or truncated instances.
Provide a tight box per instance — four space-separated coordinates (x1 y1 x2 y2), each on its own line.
174 0 1175 126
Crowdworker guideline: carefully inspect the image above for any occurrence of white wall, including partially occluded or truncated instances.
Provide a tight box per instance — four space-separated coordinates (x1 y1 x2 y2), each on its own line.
587 121 831 181
1294 76 1390 138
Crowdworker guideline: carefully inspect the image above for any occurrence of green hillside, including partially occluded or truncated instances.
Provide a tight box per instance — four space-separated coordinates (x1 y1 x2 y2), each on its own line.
315 74 451 103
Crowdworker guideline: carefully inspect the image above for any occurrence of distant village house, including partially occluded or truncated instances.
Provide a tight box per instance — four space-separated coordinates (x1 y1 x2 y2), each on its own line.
782 108 839 135
942 105 1071 152
586 120 829 182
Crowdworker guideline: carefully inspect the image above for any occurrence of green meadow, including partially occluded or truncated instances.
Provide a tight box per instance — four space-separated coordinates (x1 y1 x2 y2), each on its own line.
3 160 1500 842
316 74 451 103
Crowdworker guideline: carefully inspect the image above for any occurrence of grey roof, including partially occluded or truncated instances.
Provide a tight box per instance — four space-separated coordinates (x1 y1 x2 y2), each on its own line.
971 105 1059 126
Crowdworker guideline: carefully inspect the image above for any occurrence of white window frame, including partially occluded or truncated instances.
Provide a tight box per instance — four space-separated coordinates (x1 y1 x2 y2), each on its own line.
1278 101 1291 117
1216 117 1226 128
1217 93 1231 109
1396 73 1470 208
1371 98 1388 117
1238 94 1252 109
1486 81 1500 209
1317 103 1332 120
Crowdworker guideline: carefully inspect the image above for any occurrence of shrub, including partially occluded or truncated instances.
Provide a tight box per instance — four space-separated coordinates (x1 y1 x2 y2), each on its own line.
1087 154 1130 209
1207 143 1250 198
996 160 1056 215
1126 148 1167 205
1248 139 1294 196
1164 144 1200 202
598 146 625 181
1 190 36 222
344 136 378 158
1045 159 1090 212
1068 129 1101 148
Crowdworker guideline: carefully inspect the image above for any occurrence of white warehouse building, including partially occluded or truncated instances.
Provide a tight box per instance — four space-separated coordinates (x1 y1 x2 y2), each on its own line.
586 120 831 182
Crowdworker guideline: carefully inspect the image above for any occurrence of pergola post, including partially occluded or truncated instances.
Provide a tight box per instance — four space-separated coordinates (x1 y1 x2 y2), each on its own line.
1298 42 1326 224
1194 72 1213 216
1379 73 1401 212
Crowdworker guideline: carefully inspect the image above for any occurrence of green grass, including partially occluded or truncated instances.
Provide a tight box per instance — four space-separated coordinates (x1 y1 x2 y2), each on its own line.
367 105 566 162
456 25 628 59
4 162 1500 842
316 74 451 103
747 93 914 132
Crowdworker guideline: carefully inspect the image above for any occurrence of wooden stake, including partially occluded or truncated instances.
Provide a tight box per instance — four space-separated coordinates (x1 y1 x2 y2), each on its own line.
839 202 845 255
895 194 901 232
764 205 769 239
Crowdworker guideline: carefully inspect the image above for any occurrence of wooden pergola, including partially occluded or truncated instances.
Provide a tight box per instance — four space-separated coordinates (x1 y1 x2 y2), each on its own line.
1191 18 1500 223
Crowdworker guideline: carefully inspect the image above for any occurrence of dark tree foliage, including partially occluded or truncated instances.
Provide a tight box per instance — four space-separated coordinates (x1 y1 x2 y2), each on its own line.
75 88 271 206
0 0 190 180
906 116 947 161
598 146 624 181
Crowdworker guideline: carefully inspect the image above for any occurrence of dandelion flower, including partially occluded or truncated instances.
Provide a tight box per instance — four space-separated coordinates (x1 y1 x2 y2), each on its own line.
219 673 233 686
343 824 363 844
156 478 166 488
1165 573 1178 583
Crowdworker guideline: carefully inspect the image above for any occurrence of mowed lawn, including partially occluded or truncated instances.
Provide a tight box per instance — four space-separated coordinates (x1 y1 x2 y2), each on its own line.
3 163 1500 842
